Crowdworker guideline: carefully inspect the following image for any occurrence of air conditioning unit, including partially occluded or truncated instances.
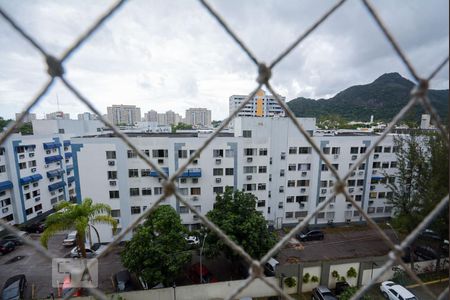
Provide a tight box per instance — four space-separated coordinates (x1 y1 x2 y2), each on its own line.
359 187 364 191
369 200 374 205
31 168 36 173
247 157 253 163
334 154 339 159
300 188 306 193
301 171 307 177
35 197 40 202
321 189 327 194
215 159 221 165
351 155 357 160
370 185 376 190
215 178 221 183
347 204 352 209
109 181 117 186
192 196 199 201
299 203 305 209
372 170 377 174
374 154 379 159
351 171 356 177
44 164 49 168
193 159 198 165
329 203 334 208
349 188 354 193
193 215 199 220
108 161 115 166
246 175 252 180
358 171 364 175
56 162 61 166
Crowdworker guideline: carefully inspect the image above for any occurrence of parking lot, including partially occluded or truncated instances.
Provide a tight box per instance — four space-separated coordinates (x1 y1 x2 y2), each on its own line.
0 232 124 299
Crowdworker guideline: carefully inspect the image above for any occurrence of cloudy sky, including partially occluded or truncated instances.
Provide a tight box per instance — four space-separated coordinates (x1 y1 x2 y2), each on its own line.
0 0 448 121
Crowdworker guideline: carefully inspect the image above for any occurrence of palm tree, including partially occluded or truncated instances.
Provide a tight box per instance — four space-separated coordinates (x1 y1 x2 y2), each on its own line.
41 198 117 258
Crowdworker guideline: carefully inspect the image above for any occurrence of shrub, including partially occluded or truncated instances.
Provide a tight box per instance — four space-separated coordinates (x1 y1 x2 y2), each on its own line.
284 277 297 288
347 267 357 278
302 273 310 284
311 275 319 283
331 270 340 279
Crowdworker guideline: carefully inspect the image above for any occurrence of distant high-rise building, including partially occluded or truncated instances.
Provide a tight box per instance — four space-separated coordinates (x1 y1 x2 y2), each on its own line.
77 112 96 121
144 110 158 122
46 111 70 120
107 105 141 125
229 89 285 118
185 108 211 127
15 113 36 123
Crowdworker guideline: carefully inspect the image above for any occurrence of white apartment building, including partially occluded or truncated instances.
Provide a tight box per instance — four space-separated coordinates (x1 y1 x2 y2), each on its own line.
77 112 97 121
70 117 397 242
15 113 37 123
46 111 70 120
107 105 141 126
229 90 286 119
185 108 212 127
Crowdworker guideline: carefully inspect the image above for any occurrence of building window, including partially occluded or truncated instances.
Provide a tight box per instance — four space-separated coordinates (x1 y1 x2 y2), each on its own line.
321 164 329 171
286 196 294 203
297 180 309 187
258 183 266 190
280 152 286 160
178 150 187 158
141 169 151 177
111 210 121 218
322 147 330 154
106 151 116 159
373 162 381 169
154 187 163 195
178 188 188 195
243 184 256 191
243 166 257 174
151 149 167 158
383 146 391 153
332 164 339 170
131 206 141 215
355 195 362 201
331 147 340 155
298 163 311 171
357 179 364 186
28 160 36 167
288 147 297 154
191 187 201 195
109 191 120 199
19 162 27 169
348 180 356 186
127 150 137 158
179 206 189 214
360 147 367 154
288 164 296 171
367 207 375 214
350 147 359 154
295 211 308 218
130 188 140 196
225 149 234 157
225 168 234 175
213 186 224 194
34 204 42 211
142 188 152 196
374 146 382 153
0 165 5 173
280 169 285 177
107 171 117 180
213 149 223 158
259 148 268 156
298 147 311 154
244 148 257 156
257 200 265 207
142 149 150 157
287 180 295 187
279 186 284 193
296 196 308 202
390 161 397 168
25 208 33 215
213 168 223 176
128 169 139 177
285 212 293 218
243 130 252 138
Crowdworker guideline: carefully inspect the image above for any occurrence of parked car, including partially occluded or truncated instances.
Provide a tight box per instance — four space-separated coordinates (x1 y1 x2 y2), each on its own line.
311 286 338 300
188 263 218 284
380 281 417 300
1 231 29 246
60 276 82 297
414 245 438 261
70 243 106 258
334 281 350 296
185 235 200 246
419 229 442 241
0 240 16 255
264 257 279 277
63 231 78 247
21 222 45 234
1 274 27 300
296 230 324 242
113 270 136 292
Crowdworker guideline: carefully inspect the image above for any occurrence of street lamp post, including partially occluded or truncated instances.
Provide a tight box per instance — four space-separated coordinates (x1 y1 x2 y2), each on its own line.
386 222 400 242
199 233 208 284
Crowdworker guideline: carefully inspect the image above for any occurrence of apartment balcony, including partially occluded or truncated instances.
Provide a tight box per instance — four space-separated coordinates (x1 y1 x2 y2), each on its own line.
19 174 43 185
66 165 74 172
0 180 13 192
67 176 75 184
48 181 66 191
149 167 169 177
47 169 65 178
43 142 62 150
63 140 71 147
64 152 73 159
44 155 63 164
179 168 202 178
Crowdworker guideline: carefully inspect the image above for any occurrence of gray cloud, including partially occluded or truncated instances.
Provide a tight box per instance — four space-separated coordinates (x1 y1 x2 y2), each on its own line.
0 0 448 121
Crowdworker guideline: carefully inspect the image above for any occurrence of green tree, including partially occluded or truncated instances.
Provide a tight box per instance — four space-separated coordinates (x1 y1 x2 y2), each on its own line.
171 122 193 132
19 122 33 135
41 198 117 258
204 187 276 260
387 132 449 236
0 117 11 131
121 205 190 287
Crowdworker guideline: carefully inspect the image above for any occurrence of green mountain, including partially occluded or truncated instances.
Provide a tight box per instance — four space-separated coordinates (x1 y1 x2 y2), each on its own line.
287 73 449 122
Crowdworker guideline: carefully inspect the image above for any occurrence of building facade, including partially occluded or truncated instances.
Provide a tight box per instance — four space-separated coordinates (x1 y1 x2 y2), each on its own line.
107 105 141 126
46 111 70 120
185 108 211 127
229 90 286 119
15 113 37 123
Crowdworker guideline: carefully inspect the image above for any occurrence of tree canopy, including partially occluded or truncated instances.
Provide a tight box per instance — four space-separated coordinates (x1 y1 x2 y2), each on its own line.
204 187 276 260
387 132 448 237
121 205 190 287
41 198 117 258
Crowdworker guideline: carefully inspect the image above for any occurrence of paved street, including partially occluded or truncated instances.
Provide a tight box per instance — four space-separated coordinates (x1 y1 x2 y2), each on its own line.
278 226 399 263
0 233 124 299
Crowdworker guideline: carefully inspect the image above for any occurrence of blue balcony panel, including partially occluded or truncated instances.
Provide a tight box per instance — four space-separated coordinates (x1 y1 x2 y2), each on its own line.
48 181 66 192
20 174 43 185
68 176 75 183
0 180 13 192
149 167 169 177
43 142 62 150
66 165 74 172
63 140 71 147
64 152 73 159
45 155 63 164
47 169 65 178
179 168 202 178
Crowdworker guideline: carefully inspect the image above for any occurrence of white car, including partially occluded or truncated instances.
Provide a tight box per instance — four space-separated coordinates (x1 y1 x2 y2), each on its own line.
185 235 200 245
62 231 77 247
70 243 106 258
380 281 417 300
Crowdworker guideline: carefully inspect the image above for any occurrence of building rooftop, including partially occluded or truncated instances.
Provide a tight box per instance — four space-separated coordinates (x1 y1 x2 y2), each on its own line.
73 132 235 139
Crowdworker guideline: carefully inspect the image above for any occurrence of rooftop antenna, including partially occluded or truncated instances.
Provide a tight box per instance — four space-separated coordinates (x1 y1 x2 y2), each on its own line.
56 93 60 112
